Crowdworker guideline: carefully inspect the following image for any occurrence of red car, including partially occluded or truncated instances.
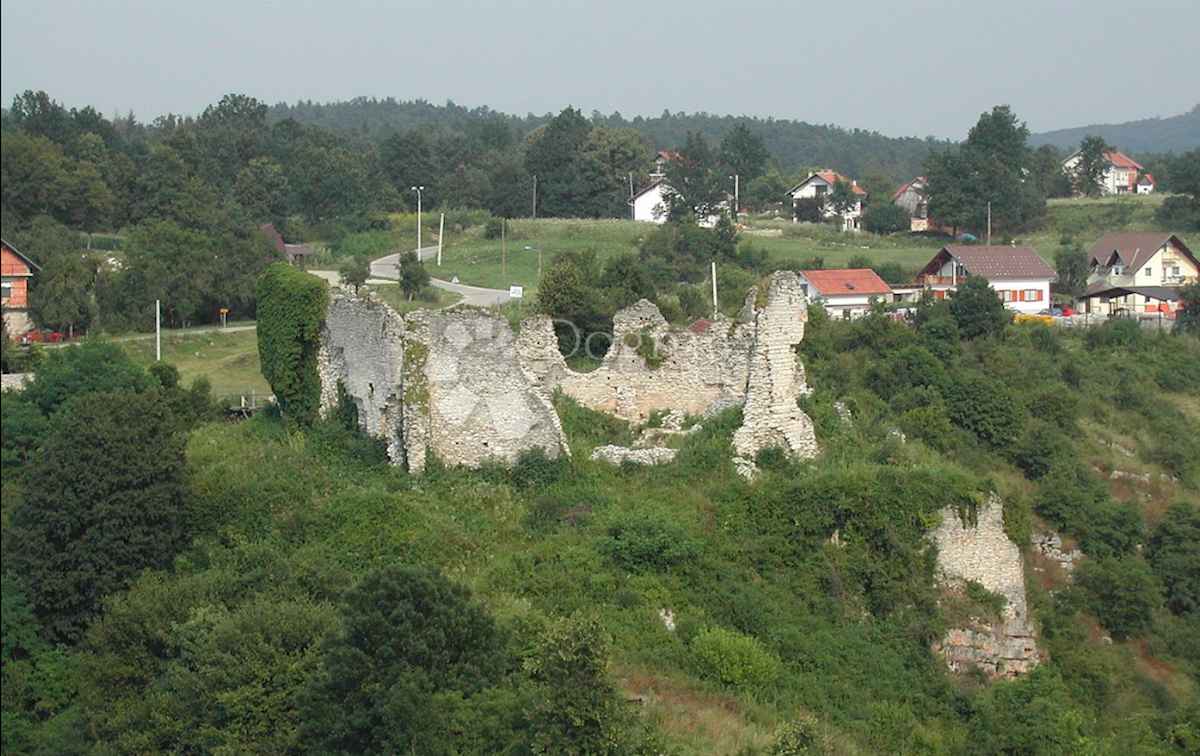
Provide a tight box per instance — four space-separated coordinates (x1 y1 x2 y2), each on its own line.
21 328 69 344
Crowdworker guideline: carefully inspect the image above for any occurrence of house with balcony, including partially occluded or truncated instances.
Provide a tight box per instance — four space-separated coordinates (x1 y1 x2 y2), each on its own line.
1061 150 1146 195
915 245 1057 313
1080 232 1198 314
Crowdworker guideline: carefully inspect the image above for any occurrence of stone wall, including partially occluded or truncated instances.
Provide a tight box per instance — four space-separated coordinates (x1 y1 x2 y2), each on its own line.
732 271 819 465
516 301 757 421
930 494 1039 677
319 292 567 473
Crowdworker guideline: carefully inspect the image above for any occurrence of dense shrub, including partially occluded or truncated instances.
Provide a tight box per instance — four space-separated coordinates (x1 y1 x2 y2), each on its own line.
601 512 699 573
689 626 780 686
945 370 1026 449
255 262 330 426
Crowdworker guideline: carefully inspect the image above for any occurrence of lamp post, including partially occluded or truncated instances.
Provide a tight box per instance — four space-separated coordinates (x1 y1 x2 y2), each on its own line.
730 174 740 222
411 185 424 253
525 245 542 281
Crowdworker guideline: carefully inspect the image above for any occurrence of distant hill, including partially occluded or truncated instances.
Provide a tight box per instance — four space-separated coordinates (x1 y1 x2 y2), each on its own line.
265 98 949 181
1030 104 1200 154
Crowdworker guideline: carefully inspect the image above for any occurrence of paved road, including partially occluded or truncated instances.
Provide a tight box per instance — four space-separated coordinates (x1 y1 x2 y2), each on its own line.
368 245 512 307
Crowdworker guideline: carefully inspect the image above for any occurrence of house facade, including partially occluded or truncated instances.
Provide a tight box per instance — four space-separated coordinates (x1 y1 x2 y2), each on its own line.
1 238 41 336
916 245 1057 313
1061 150 1146 195
787 171 867 231
1081 232 1198 314
632 180 670 223
891 177 931 231
798 268 893 319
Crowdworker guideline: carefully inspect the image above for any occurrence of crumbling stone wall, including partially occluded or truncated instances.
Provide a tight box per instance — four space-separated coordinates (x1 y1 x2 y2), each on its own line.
319 292 567 472
732 271 819 464
930 494 1039 677
516 301 757 421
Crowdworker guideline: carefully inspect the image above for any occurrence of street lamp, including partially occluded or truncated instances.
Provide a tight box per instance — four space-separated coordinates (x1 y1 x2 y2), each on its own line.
730 174 740 222
525 245 542 281
411 185 424 253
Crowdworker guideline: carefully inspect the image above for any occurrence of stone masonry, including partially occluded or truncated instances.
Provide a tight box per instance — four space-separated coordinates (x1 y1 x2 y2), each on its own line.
930 494 1039 677
515 301 757 421
319 291 567 473
732 270 819 464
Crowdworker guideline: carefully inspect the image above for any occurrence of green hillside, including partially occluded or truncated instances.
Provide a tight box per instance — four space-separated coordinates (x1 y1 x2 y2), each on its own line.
3 301 1198 755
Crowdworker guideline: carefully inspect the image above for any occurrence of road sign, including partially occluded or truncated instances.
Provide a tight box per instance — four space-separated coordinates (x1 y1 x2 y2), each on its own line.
509 285 524 299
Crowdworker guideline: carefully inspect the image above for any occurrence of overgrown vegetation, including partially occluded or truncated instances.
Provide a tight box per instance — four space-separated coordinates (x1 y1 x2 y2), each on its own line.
255 262 330 425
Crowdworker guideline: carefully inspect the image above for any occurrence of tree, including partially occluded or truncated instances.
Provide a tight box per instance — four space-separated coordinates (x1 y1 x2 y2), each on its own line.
298 566 502 756
398 250 431 299
1176 279 1200 334
863 197 910 235
17 217 96 333
119 219 217 328
662 131 725 221
856 171 895 205
526 614 649 756
22 340 150 416
1145 502 1200 616
947 272 1011 340
4 390 188 642
523 107 593 218
1075 554 1162 640
718 123 770 185
1157 148 1200 231
1071 135 1114 197
925 105 1045 235
1053 241 1090 304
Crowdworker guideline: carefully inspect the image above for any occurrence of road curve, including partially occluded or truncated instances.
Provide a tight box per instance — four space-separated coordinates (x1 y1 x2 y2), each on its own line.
369 245 512 307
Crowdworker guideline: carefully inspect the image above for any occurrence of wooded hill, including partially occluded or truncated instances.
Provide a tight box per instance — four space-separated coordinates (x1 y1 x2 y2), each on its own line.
1031 104 1200 155
266 97 948 179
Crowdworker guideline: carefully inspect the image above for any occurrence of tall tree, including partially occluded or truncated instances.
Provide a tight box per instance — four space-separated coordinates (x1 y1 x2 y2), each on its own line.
1072 135 1114 197
718 123 770 185
523 107 593 218
298 566 502 756
4 390 188 643
662 131 724 221
19 217 97 333
1053 241 1090 303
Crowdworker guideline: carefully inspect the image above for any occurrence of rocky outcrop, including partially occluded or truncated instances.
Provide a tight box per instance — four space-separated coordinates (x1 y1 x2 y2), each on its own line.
930 494 1039 677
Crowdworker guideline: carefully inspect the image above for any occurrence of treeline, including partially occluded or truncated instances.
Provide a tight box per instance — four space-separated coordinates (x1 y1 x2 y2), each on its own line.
268 96 947 178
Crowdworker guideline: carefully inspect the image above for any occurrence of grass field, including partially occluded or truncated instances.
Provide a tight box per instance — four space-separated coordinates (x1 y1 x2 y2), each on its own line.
118 325 270 398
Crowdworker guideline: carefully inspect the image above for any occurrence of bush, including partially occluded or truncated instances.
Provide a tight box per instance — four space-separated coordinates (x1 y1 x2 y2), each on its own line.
1074 555 1162 641
945 371 1026 449
689 626 779 686
601 512 699 573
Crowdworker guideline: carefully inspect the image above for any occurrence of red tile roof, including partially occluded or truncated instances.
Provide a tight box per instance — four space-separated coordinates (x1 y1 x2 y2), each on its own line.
1105 151 1144 170
800 268 892 296
788 171 867 196
922 245 1056 280
687 318 712 333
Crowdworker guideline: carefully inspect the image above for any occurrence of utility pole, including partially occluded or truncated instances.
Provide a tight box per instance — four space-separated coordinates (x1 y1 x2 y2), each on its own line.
155 300 161 361
532 174 538 219
437 212 444 266
411 185 424 252
987 202 992 245
711 261 718 318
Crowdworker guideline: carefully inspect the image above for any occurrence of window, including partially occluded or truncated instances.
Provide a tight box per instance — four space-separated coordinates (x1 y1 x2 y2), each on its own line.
1145 267 1153 276
1023 289 1042 302
0 282 11 301
1000 290 1014 302
1173 266 1182 275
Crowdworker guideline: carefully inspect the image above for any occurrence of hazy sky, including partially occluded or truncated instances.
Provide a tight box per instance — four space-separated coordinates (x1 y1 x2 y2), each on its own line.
3 0 1198 140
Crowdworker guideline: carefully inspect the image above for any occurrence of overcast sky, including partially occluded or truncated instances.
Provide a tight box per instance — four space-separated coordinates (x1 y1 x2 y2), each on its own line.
3 0 1197 140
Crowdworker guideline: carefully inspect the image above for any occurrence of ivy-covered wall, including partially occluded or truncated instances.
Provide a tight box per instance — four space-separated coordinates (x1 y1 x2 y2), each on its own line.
256 263 329 425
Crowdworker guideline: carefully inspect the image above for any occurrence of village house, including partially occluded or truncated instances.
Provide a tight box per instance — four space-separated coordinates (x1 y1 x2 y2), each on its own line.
1061 150 1147 196
632 180 670 223
1 238 41 336
891 177 931 231
798 268 894 319
261 223 313 266
787 171 867 231
1079 232 1198 315
915 245 1057 314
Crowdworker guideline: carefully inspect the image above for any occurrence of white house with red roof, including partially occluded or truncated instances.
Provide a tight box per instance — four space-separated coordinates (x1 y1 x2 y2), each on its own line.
787 171 867 231
797 268 893 319
632 180 670 223
1061 150 1147 195
916 245 1057 313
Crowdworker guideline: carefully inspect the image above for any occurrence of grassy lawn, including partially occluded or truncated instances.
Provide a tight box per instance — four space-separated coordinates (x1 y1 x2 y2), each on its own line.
118 326 269 399
362 282 463 313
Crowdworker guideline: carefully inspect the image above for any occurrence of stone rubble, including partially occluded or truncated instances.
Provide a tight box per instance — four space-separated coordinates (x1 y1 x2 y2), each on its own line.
1031 532 1083 574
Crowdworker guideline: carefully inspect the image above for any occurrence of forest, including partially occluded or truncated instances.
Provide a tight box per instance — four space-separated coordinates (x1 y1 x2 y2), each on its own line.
2 90 1199 755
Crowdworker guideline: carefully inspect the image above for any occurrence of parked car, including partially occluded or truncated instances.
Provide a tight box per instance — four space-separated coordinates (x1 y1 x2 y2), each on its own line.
1036 307 1074 317
21 328 69 344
